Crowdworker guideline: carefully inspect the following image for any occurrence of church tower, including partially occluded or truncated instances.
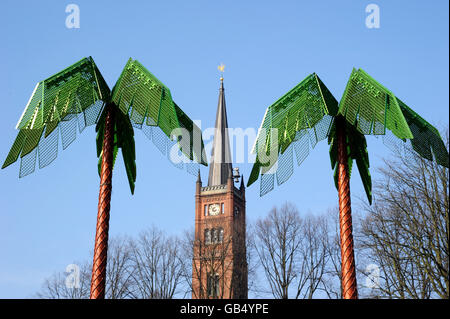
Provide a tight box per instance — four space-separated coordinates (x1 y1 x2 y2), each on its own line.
192 76 247 299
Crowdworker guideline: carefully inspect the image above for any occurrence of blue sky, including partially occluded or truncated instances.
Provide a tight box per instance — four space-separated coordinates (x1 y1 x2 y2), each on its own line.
0 0 448 298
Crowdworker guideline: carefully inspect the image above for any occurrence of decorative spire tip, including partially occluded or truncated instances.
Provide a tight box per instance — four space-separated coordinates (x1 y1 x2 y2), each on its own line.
218 63 225 82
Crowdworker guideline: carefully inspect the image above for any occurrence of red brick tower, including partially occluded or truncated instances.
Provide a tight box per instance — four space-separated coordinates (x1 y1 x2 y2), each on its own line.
192 77 247 299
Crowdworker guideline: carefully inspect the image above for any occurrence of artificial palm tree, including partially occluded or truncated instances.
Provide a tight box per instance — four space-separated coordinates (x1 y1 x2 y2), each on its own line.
2 56 207 299
247 68 449 299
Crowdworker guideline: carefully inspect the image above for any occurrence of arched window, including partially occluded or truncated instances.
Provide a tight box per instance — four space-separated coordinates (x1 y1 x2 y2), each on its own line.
204 229 211 245
218 228 224 243
207 273 220 298
212 228 218 244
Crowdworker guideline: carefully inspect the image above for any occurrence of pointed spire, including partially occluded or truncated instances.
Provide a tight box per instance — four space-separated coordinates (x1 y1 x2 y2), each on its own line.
240 174 245 189
208 77 233 186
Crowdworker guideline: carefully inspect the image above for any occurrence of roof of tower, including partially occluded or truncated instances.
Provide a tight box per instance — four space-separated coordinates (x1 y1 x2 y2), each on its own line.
208 78 233 186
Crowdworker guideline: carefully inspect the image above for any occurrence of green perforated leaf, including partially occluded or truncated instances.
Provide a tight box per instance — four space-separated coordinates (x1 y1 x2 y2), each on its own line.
248 73 338 196
340 68 448 168
112 58 207 168
3 55 209 195
248 68 447 203
397 99 449 168
2 57 110 177
339 68 413 139
173 102 207 165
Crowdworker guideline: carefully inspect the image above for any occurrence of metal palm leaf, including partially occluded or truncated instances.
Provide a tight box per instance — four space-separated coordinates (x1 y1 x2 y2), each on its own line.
339 68 448 168
111 58 207 168
248 73 339 195
2 56 208 299
248 68 449 299
2 57 109 177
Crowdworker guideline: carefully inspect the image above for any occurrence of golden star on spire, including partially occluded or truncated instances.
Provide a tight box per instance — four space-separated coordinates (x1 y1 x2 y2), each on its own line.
218 63 225 81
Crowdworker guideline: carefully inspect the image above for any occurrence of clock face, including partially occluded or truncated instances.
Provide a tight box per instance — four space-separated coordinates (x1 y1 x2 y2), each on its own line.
209 204 220 216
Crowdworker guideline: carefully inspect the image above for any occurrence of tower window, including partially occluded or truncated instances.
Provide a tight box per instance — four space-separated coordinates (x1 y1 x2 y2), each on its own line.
204 205 208 216
208 228 224 244
204 229 211 245
207 273 220 298
221 203 224 214
218 228 224 243
212 228 218 244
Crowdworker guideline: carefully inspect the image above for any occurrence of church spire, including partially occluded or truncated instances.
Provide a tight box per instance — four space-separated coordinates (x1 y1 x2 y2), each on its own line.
208 72 233 186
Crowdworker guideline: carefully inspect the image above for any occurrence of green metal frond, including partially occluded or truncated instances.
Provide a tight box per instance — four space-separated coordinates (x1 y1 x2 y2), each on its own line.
248 73 338 196
339 68 412 139
111 58 207 173
328 118 372 204
96 105 136 194
339 68 448 168
2 57 110 177
173 102 208 166
397 99 449 168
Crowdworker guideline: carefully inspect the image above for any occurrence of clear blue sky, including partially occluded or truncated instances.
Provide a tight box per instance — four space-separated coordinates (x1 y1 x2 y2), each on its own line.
0 0 448 298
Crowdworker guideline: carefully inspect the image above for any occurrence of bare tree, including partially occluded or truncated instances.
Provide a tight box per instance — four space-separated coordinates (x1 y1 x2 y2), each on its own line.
178 228 196 298
128 226 183 299
246 222 259 296
35 230 184 299
358 130 449 299
35 236 133 299
251 202 330 299
105 236 134 299
319 207 342 299
295 214 329 299
251 203 302 298
35 262 91 299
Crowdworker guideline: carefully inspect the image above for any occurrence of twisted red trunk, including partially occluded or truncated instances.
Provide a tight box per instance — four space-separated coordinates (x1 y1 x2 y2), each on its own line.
90 105 115 299
336 117 358 299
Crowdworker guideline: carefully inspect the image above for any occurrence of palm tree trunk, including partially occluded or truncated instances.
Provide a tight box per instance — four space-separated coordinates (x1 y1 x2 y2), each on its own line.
90 104 115 299
336 117 358 299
